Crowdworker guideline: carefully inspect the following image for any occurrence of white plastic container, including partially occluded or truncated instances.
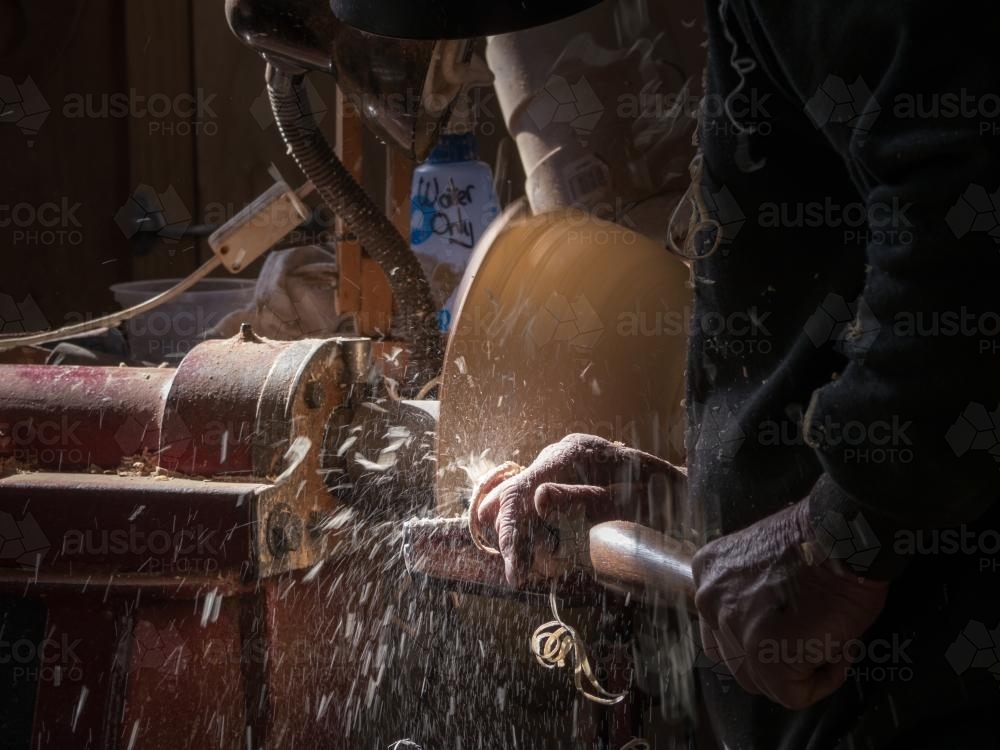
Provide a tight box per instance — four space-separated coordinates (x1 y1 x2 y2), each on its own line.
410 132 500 331
110 278 256 362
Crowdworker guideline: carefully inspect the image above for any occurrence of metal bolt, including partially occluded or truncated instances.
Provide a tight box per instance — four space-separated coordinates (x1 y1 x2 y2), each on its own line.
267 509 303 557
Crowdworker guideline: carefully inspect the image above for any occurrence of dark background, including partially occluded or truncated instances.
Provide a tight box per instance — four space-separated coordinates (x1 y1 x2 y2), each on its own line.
0 0 515 333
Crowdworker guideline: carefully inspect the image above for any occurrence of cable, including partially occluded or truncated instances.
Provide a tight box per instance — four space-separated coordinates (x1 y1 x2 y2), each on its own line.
0 256 222 352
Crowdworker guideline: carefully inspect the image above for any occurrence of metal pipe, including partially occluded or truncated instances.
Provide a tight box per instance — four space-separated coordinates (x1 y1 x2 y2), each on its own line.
485 0 703 238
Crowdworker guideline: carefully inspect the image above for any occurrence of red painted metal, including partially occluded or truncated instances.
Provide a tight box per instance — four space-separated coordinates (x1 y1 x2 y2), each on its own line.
0 472 262 577
0 333 649 749
0 365 171 472
28 598 129 749
0 336 325 478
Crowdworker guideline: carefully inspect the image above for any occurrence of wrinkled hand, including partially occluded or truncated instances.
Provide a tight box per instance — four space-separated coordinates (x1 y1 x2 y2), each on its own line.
692 500 888 710
474 434 686 587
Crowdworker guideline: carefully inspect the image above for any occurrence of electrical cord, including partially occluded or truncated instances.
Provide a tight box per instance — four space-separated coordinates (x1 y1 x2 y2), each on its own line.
0 256 222 352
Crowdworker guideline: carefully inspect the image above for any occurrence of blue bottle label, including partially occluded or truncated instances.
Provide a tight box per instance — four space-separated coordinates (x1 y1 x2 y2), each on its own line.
411 175 482 250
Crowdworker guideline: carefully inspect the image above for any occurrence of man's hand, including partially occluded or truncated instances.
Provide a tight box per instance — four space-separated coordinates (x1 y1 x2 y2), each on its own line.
692 500 888 710
474 434 686 586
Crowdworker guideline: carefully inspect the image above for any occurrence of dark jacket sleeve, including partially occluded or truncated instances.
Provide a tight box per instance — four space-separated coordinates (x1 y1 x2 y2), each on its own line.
757 1 1000 577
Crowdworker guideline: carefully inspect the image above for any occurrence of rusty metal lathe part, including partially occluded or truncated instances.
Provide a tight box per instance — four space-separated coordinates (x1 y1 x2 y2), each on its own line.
0 329 373 579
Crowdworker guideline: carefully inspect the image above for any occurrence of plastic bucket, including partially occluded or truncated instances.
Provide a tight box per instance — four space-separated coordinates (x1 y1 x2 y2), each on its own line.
110 278 255 362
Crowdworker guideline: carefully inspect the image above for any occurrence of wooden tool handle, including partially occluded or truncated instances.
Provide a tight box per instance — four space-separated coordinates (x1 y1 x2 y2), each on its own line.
588 521 697 607
403 517 697 608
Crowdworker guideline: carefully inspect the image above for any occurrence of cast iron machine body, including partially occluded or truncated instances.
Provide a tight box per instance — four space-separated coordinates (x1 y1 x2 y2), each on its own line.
0 331 445 748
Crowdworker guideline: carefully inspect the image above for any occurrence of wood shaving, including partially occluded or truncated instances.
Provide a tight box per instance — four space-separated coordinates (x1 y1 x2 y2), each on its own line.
467 461 523 555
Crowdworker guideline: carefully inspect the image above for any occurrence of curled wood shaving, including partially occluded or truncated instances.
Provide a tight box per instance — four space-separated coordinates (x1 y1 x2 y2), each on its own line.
467 461 523 555
529 587 628 706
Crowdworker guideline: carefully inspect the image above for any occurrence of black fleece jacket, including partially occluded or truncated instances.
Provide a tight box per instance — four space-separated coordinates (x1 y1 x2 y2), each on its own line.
685 1 1000 747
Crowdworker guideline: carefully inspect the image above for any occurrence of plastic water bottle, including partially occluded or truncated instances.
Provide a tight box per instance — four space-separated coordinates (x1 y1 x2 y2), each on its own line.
410 130 499 333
